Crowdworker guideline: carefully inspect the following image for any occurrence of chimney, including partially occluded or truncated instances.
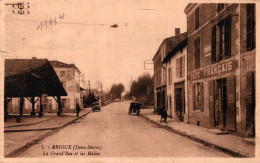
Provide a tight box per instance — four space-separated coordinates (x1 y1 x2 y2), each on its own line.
175 28 180 36
32 57 37 59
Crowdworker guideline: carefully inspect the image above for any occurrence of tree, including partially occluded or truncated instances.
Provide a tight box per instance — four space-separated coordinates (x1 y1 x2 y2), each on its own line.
110 83 125 100
130 73 154 105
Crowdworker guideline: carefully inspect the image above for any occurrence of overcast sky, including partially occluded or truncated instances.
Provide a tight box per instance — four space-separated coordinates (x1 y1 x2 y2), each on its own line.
4 0 188 92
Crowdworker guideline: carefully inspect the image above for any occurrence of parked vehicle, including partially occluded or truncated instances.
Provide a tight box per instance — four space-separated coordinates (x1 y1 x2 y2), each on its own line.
129 102 141 116
92 102 101 112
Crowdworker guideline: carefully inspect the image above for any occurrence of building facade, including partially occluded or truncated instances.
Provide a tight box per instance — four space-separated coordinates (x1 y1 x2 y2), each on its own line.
162 32 188 122
184 3 255 136
153 32 182 114
49 61 81 112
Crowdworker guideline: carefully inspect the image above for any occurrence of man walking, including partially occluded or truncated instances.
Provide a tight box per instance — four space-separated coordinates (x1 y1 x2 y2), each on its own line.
76 103 80 117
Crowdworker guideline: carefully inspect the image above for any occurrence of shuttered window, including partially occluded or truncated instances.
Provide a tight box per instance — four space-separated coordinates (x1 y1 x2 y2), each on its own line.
211 26 216 63
246 4 255 51
214 15 232 63
224 15 231 58
217 3 224 12
195 38 200 69
168 67 172 85
195 7 200 30
176 58 180 78
193 82 204 112
181 56 185 77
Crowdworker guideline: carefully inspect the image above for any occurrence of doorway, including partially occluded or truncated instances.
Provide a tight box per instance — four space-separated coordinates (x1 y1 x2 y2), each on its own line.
175 82 184 121
246 71 255 136
214 78 227 128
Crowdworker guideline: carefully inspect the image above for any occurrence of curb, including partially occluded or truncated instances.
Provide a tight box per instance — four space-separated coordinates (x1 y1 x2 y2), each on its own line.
4 116 58 129
140 114 253 158
5 111 91 158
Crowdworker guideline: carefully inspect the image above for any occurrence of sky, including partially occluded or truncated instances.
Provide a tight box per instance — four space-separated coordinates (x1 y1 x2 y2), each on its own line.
4 0 188 92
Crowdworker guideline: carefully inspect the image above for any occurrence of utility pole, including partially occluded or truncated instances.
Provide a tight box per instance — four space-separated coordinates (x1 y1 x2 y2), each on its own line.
131 75 133 99
101 82 102 103
88 80 90 94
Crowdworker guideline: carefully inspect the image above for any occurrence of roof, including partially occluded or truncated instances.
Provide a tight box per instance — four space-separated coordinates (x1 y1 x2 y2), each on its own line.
50 60 81 73
5 59 67 97
152 32 187 61
162 33 187 63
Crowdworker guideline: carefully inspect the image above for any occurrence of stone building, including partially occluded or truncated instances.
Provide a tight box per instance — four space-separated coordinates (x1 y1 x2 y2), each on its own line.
184 3 255 136
153 29 183 114
48 60 81 112
161 32 188 122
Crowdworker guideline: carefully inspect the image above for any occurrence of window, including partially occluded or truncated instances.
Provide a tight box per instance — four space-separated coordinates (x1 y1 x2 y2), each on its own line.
195 38 200 69
168 67 172 85
180 57 182 77
195 7 200 30
180 56 185 77
193 82 203 111
211 15 231 63
217 3 224 12
246 4 255 50
211 26 216 63
60 71 65 77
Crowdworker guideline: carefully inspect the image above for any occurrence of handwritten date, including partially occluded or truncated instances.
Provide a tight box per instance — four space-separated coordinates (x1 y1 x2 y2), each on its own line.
37 13 65 31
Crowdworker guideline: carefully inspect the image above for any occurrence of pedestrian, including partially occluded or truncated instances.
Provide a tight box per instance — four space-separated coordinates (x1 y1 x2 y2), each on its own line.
160 105 167 123
76 103 80 117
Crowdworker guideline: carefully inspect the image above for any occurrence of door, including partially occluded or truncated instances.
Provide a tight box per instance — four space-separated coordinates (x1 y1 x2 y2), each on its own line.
246 71 255 136
214 78 227 128
175 88 184 121
225 76 236 131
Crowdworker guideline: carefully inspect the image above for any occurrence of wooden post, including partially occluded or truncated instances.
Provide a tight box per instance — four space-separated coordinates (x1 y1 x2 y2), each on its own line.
39 95 43 117
20 96 24 116
31 96 36 116
4 97 8 122
57 96 63 116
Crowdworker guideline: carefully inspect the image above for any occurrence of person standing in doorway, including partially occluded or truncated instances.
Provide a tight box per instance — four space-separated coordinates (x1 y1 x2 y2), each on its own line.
76 103 80 117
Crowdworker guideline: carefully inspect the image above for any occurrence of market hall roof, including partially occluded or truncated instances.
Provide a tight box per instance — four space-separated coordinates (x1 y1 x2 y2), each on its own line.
5 59 67 97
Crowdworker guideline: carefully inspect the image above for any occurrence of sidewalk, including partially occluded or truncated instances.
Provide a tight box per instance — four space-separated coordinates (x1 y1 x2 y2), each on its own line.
140 109 255 158
4 108 91 157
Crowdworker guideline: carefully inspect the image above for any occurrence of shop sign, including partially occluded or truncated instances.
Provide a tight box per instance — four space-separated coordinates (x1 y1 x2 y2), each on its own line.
189 60 238 80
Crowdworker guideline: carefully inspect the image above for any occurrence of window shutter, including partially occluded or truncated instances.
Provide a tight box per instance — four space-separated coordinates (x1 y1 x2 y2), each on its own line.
211 25 216 63
208 80 215 127
181 56 185 77
193 83 196 111
176 58 180 78
224 15 231 58
195 38 200 69
246 4 255 50
195 7 200 30
200 82 204 112
226 76 236 131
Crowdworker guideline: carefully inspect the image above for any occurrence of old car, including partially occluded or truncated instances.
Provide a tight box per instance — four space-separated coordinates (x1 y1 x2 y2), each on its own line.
129 102 141 116
92 102 101 112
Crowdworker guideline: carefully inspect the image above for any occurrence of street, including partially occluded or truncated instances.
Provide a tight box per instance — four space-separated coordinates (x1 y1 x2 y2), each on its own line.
18 101 231 157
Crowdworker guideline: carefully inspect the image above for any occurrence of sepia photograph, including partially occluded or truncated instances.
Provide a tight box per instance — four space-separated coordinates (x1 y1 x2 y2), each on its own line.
0 0 259 162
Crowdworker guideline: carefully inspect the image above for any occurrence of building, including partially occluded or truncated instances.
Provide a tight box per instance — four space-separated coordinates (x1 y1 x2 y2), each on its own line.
49 60 81 112
161 32 188 122
5 59 67 118
153 28 183 114
184 3 255 136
